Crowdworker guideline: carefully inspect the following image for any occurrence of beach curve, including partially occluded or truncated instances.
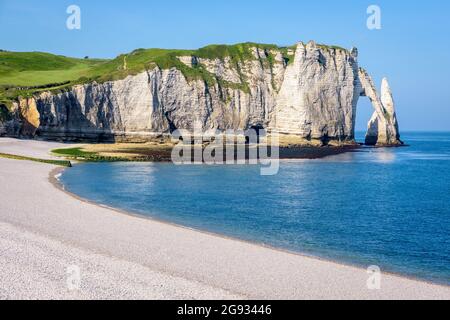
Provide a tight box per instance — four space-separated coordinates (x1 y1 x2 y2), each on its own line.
1 138 449 300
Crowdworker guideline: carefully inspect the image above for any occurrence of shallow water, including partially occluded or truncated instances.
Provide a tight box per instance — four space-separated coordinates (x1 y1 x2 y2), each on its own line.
60 132 450 285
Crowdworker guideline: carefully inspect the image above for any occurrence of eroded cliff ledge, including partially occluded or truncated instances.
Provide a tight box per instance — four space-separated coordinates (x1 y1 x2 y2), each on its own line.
0 42 402 146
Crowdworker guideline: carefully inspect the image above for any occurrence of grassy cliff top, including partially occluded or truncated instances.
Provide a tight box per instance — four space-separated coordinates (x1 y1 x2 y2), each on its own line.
0 43 286 86
0 51 106 86
0 51 107 108
0 42 347 108
81 42 298 84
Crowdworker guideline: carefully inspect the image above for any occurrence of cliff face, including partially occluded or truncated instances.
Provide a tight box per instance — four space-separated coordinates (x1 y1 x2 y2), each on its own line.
0 42 402 146
271 44 360 142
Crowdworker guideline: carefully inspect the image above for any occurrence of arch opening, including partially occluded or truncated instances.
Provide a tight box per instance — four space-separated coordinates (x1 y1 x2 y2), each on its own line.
357 69 403 147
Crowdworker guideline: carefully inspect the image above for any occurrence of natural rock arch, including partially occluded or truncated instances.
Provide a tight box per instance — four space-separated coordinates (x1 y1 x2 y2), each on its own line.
358 69 403 146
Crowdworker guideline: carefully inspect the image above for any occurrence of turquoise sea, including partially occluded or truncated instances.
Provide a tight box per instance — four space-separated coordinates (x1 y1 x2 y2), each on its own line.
60 132 450 285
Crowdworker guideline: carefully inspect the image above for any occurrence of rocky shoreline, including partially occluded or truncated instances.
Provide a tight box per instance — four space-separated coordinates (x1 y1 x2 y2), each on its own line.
51 141 361 163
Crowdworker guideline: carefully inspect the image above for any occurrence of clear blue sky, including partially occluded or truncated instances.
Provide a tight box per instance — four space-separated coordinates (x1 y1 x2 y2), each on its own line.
1 0 449 131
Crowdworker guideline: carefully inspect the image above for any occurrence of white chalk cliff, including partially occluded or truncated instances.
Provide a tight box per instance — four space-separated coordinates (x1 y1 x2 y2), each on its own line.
2 42 402 146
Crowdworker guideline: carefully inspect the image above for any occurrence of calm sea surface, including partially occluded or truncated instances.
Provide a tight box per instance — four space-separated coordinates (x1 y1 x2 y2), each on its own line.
60 132 450 285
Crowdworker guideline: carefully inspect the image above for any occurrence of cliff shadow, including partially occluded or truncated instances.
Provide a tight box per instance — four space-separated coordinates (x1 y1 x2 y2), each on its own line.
35 93 118 143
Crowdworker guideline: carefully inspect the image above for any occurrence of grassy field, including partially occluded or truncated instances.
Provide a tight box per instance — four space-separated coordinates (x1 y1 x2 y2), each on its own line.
0 51 108 108
0 63 98 86
52 147 128 162
0 152 72 167
52 141 176 162
0 51 106 86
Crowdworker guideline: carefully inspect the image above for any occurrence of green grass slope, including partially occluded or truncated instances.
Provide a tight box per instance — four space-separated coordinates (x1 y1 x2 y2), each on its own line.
0 51 106 86
0 152 72 167
82 43 299 93
0 51 108 108
0 42 346 110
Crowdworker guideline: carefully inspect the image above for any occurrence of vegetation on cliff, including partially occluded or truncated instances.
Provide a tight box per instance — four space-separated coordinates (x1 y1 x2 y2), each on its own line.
0 152 72 167
0 43 293 103
52 143 175 162
0 51 105 86
0 42 347 118
0 51 105 110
